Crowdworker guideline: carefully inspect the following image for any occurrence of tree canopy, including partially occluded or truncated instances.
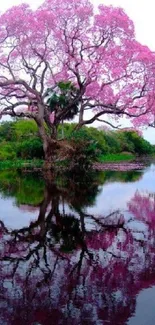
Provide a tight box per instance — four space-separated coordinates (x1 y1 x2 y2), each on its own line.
0 0 154 164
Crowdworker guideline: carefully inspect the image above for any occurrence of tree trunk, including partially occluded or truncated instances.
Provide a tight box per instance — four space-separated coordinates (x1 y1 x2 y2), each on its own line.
43 142 53 170
61 120 64 139
43 135 59 171
78 103 84 124
35 117 57 171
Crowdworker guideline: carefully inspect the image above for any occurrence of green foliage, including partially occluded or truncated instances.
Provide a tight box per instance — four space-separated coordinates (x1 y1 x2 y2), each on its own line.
16 138 43 159
0 120 153 165
0 121 15 141
46 81 78 120
98 153 134 163
121 131 153 155
57 81 76 91
58 123 76 138
68 139 99 172
0 120 43 161
116 132 135 153
65 127 101 172
85 127 109 153
0 119 38 141
151 145 155 153
0 143 16 161
10 119 38 141
102 131 120 153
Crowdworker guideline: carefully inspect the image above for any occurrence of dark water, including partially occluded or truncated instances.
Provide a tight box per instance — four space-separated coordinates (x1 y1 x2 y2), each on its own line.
0 164 155 324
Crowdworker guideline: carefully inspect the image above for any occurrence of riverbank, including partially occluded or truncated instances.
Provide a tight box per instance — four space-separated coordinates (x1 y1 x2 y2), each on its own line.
94 153 155 171
0 154 153 171
93 162 145 171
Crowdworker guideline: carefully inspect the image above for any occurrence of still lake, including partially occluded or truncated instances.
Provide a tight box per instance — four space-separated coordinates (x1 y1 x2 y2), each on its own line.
0 163 155 324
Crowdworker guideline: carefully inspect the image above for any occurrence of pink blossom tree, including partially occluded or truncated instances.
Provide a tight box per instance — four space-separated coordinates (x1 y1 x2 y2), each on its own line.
0 0 154 167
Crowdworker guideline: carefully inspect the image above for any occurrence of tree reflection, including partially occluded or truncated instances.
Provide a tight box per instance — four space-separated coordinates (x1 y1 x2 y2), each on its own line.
0 169 154 324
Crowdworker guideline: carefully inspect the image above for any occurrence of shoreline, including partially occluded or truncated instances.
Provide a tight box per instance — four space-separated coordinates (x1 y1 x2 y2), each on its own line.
93 161 146 171
0 157 152 172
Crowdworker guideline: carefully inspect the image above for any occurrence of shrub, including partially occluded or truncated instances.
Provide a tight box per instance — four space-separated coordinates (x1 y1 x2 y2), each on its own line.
68 138 100 173
122 131 153 155
116 131 135 153
16 138 44 159
102 131 120 153
0 143 16 161
0 121 15 141
13 119 38 141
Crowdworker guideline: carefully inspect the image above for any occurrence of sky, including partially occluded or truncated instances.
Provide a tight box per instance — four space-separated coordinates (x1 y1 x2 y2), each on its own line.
1 0 155 143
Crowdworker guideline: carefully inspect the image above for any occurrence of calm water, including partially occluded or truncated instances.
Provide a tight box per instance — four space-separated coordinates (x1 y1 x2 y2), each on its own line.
0 164 155 324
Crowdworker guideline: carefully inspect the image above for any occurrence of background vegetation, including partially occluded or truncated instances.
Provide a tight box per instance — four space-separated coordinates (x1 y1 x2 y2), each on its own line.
0 119 153 166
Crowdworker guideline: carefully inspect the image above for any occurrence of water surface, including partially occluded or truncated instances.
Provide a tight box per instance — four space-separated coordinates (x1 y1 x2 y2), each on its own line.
0 165 155 324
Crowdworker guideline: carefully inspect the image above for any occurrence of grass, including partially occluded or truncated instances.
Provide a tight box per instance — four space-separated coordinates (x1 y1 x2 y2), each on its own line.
98 153 135 163
0 159 43 170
